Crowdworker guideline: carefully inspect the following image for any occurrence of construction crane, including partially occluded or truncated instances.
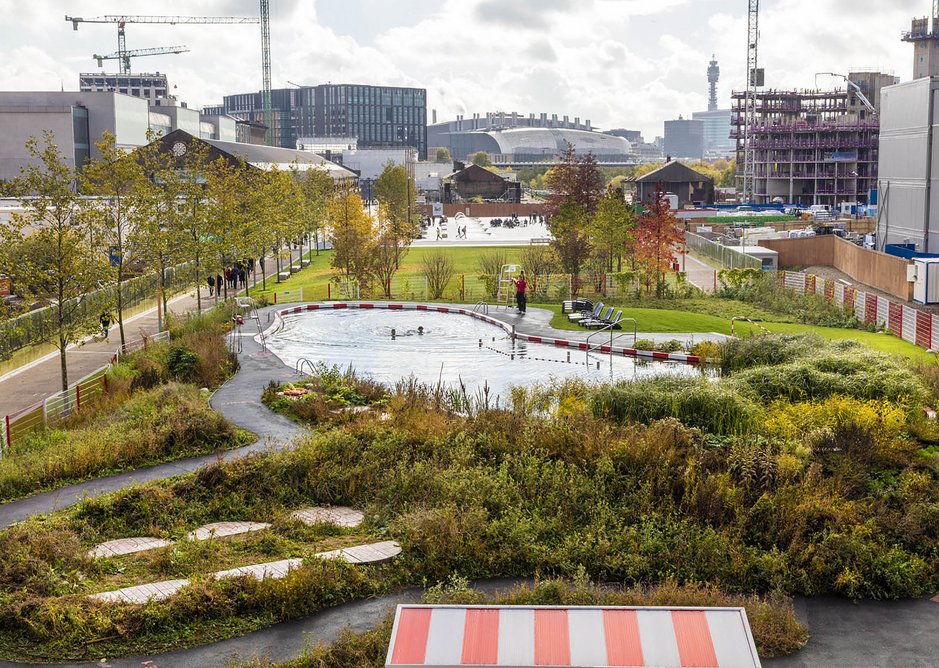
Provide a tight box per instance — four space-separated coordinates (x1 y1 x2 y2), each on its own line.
94 45 190 72
65 14 260 75
260 0 273 146
816 72 878 117
741 0 761 204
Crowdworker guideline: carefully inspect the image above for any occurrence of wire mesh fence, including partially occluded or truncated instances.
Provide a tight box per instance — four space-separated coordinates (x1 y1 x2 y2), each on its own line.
0 262 196 362
685 232 762 270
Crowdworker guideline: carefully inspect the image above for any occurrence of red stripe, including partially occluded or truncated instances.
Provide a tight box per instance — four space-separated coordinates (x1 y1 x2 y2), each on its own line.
334 303 348 309
917 310 932 348
528 336 542 343
390 608 432 665
600 345 611 353
672 610 718 668
888 302 902 336
651 351 669 360
417 304 428 310
865 294 878 324
388 304 403 310
534 609 570 666
603 609 643 667
292 306 301 313
359 303 374 309
623 348 637 356
686 355 700 363
461 609 499 665
435 307 449 312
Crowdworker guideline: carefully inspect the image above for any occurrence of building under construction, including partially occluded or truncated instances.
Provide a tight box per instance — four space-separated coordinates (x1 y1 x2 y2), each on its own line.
732 72 896 206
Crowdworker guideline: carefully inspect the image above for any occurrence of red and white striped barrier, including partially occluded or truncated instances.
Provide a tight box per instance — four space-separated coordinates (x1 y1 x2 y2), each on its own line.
274 303 701 365
385 605 760 668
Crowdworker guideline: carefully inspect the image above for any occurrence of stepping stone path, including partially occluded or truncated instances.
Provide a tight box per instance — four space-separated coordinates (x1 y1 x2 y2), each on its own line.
87 540 401 605
187 521 271 541
87 507 365 561
87 537 173 558
290 506 364 528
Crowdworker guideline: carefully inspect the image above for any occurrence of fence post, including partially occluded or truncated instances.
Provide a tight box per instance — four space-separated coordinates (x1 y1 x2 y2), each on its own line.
4 415 10 449
75 384 81 412
103 373 109 394
274 292 277 304
327 283 331 300
461 274 465 301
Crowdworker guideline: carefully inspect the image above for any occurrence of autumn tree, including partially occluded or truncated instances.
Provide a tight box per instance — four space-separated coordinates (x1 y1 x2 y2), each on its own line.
170 139 215 309
591 185 636 271
328 191 376 288
299 167 334 257
1 133 109 391
374 162 417 269
81 131 149 346
372 230 404 298
470 151 492 167
544 142 605 218
203 156 250 300
635 185 685 298
549 199 593 296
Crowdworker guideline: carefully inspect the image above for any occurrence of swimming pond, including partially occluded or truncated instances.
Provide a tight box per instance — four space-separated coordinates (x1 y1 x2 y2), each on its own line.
266 307 704 399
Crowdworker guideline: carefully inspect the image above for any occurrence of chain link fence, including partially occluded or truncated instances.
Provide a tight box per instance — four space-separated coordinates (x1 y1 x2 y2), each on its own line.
685 232 762 270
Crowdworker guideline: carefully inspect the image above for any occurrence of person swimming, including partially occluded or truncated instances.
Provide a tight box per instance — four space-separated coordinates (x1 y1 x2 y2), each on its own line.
417 326 424 335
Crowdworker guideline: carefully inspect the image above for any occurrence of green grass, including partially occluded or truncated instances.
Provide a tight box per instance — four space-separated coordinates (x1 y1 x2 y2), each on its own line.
248 246 529 303
548 304 935 363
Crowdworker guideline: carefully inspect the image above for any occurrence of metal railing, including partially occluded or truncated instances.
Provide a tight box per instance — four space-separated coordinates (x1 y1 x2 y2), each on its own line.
685 232 762 270
585 317 638 366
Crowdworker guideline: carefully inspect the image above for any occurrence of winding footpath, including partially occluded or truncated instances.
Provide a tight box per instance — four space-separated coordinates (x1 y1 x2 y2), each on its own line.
0 305 935 666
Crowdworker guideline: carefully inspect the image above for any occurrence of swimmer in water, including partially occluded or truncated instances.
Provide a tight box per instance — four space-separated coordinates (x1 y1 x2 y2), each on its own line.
417 326 424 335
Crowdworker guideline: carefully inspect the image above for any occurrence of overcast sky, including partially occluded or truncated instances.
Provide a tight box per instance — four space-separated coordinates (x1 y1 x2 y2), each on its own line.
0 0 926 139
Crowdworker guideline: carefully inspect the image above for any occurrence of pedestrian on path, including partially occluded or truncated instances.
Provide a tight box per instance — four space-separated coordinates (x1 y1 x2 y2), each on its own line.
513 271 527 315
216 273 223 299
99 311 112 341
207 275 215 296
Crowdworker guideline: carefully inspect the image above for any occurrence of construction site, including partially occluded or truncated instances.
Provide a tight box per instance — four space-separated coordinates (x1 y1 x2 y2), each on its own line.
731 80 890 207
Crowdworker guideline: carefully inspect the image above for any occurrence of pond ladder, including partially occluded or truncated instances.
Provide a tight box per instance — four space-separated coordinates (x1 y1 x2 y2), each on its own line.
585 318 638 369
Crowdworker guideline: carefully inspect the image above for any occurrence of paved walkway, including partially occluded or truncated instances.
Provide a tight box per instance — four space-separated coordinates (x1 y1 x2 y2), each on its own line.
0 326 304 529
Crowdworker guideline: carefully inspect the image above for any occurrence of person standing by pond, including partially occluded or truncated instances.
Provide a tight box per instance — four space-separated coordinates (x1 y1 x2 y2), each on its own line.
513 271 527 315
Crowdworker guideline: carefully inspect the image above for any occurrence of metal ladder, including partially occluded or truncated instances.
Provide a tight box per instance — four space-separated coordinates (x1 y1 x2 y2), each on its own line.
473 301 490 314
585 318 638 367
295 357 317 376
495 264 520 309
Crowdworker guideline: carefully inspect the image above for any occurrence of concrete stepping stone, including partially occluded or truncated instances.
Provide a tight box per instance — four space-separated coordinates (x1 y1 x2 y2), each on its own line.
214 558 303 581
87 537 172 558
187 521 271 541
89 578 189 604
87 540 402 603
290 506 364 528
317 540 401 564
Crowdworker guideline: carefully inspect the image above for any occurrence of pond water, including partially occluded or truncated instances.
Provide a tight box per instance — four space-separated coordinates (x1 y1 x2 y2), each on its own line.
266 309 703 399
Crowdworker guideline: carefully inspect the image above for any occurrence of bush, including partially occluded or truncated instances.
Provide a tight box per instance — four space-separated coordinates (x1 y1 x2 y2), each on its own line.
591 376 758 435
0 384 249 502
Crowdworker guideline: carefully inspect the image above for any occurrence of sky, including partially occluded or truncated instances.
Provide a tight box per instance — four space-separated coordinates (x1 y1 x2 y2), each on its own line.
0 0 927 140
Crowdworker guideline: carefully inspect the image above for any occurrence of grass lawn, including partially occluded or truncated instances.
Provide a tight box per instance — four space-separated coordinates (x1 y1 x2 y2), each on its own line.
248 246 529 303
547 303 936 363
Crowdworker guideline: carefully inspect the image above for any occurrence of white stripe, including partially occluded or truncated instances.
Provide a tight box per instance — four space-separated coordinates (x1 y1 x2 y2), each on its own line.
636 610 681 667
706 610 761 668
497 608 534 666
567 608 608 666
424 607 466 665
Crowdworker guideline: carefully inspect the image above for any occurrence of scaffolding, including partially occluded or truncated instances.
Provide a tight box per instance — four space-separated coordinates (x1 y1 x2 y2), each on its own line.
731 88 879 207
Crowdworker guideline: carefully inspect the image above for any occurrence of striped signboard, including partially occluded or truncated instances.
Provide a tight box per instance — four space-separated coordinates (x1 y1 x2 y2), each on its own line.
385 605 761 668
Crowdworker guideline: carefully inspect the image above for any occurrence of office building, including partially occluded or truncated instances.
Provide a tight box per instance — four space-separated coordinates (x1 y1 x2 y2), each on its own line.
210 84 428 158
0 91 242 183
692 109 734 157
664 117 705 160
79 72 170 101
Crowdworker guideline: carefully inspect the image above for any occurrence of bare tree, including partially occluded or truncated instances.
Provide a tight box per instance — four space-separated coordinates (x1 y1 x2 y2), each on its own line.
422 249 455 299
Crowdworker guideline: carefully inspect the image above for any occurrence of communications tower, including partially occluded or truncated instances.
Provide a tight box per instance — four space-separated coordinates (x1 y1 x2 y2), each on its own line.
707 55 719 112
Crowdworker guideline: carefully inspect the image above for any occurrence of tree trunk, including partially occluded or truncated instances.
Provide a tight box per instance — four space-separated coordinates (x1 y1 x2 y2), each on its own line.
275 244 282 282
58 331 68 393
116 260 126 346
194 254 202 311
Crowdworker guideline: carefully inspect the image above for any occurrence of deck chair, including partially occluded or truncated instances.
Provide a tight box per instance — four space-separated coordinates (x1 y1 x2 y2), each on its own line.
584 309 624 330
568 301 603 323
581 306 614 328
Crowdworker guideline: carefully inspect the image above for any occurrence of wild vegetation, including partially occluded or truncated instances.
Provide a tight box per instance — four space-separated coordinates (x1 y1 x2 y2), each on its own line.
0 307 247 502
0 328 936 662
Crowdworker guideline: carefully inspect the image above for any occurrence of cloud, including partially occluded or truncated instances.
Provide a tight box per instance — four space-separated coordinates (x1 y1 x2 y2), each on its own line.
0 0 925 140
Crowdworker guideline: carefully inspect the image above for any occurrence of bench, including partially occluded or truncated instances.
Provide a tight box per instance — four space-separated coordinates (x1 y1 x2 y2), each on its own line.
530 237 551 245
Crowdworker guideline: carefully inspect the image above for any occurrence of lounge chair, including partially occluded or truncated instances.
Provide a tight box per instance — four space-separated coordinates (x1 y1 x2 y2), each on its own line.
568 301 603 323
583 309 623 330
561 298 593 314
581 306 614 327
